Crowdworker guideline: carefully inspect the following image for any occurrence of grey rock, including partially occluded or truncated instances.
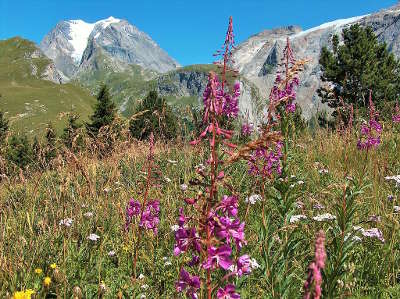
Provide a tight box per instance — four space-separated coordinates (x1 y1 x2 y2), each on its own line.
232 5 400 119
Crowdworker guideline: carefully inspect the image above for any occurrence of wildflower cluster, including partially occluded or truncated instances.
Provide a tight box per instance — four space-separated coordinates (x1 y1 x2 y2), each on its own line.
269 37 301 115
357 92 382 150
125 199 160 234
304 230 326 299
248 140 283 178
174 17 254 299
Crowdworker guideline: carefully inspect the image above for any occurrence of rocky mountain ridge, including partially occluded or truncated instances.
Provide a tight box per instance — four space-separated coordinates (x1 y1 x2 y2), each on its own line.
232 5 400 119
40 17 179 80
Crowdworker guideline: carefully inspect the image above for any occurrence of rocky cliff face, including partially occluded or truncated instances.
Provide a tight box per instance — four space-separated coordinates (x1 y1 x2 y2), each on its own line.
232 5 400 119
40 17 179 80
157 66 262 122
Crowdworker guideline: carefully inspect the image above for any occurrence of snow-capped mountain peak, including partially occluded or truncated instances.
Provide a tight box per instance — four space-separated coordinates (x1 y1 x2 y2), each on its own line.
67 20 96 62
66 17 122 62
40 16 179 79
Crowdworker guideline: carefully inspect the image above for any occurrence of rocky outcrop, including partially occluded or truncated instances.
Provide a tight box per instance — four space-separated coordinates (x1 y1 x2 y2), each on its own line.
157 67 262 122
232 5 400 119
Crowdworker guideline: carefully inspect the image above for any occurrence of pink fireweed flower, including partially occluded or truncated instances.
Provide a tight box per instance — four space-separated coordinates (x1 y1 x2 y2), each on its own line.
241 122 253 137
357 91 382 150
217 284 241 299
125 199 160 235
125 198 141 230
176 268 200 299
269 38 299 117
248 141 283 178
203 245 233 270
174 226 201 256
304 230 326 299
217 195 239 217
213 215 246 250
139 200 160 235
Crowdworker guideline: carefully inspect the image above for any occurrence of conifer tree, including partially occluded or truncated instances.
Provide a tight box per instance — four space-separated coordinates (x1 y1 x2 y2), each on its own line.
318 24 400 118
86 85 116 137
44 123 57 167
6 133 32 170
129 90 177 140
62 113 83 151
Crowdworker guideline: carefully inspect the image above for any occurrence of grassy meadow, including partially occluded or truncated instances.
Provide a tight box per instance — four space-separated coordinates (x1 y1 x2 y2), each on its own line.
0 123 399 298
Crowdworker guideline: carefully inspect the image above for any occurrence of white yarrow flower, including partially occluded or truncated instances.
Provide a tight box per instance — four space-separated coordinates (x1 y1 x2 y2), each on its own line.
138 274 145 280
180 184 188 191
385 175 400 187
245 194 262 205
394 206 400 213
141 284 149 290
289 214 307 223
250 258 260 269
170 225 180 232
59 218 73 227
84 212 93 218
313 213 336 222
87 233 100 241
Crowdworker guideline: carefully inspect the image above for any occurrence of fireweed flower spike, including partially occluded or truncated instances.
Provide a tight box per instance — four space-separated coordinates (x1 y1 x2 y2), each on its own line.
126 133 161 279
357 91 382 150
174 17 252 299
303 230 326 299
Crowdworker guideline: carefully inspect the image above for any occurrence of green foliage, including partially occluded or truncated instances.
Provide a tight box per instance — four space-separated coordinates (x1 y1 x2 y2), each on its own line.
86 85 116 137
61 113 83 151
0 108 9 146
318 24 400 118
0 37 95 134
6 132 32 170
44 123 57 167
129 91 178 140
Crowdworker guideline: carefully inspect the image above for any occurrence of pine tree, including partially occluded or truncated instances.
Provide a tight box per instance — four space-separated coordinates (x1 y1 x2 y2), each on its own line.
6 133 32 170
318 24 400 118
86 85 116 137
129 91 177 140
62 113 83 151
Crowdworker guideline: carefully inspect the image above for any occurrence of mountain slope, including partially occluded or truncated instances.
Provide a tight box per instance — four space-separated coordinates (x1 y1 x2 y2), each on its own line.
232 5 400 119
40 17 179 79
0 37 95 134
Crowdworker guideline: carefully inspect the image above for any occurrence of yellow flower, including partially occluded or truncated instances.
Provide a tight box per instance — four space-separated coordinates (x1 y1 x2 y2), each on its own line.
50 263 57 269
44 276 52 287
25 290 35 298
12 290 35 299
34 268 42 274
12 291 25 299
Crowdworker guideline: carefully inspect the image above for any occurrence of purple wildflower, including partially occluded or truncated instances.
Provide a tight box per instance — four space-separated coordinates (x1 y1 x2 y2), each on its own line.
304 230 326 299
176 268 200 299
217 284 241 299
236 255 252 276
203 245 233 270
248 141 283 178
174 227 201 256
213 216 246 250
125 199 141 230
218 195 239 217
357 92 382 150
241 122 253 137
139 200 160 235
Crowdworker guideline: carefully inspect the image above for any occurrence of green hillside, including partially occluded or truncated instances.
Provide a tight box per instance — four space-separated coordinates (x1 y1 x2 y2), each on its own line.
0 37 95 136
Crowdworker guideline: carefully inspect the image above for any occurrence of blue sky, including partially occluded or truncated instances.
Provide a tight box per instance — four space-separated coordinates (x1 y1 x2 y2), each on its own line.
0 0 397 65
